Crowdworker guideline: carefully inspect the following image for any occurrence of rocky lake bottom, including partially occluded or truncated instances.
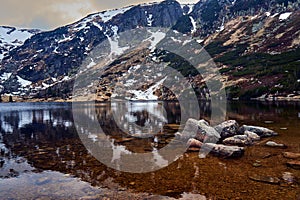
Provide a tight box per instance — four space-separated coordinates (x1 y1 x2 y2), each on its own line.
0 101 299 199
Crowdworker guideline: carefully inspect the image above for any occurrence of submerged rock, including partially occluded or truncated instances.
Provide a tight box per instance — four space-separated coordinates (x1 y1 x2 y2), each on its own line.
287 160 300 170
282 172 295 184
239 125 278 137
182 119 220 143
249 174 280 184
265 141 287 148
283 152 300 159
222 135 252 146
214 120 239 139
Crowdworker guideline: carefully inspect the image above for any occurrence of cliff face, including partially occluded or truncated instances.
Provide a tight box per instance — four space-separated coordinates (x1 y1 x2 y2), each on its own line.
0 0 299 100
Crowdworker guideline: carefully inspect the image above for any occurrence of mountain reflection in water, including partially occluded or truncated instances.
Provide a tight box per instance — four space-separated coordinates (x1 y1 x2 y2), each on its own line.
0 101 299 199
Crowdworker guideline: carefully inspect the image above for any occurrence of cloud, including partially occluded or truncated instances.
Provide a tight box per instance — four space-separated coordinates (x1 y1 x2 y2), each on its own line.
0 0 199 30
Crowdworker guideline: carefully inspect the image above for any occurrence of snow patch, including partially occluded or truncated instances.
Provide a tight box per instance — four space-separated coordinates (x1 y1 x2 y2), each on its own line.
265 12 271 17
0 27 34 46
271 13 279 18
0 26 37 61
181 4 194 15
17 76 32 87
127 77 167 101
279 12 292 20
87 58 96 69
99 6 133 23
106 26 129 56
146 30 166 51
0 72 12 81
251 15 258 20
146 12 154 26
196 39 204 44
189 17 197 34
58 35 73 43
92 22 103 31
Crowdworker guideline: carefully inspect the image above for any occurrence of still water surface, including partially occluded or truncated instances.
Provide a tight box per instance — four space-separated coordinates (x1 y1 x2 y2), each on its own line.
0 101 299 199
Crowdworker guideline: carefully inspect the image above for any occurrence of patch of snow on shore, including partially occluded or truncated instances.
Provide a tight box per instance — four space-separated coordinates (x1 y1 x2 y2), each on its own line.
127 77 167 100
279 12 292 20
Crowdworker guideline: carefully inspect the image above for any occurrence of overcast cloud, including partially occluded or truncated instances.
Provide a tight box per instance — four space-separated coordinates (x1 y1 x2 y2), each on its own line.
0 0 198 30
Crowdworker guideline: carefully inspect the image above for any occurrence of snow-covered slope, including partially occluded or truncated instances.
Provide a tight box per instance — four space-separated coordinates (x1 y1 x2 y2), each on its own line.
0 26 39 60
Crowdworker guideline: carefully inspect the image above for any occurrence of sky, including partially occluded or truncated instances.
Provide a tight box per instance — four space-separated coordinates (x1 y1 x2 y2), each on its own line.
0 0 198 30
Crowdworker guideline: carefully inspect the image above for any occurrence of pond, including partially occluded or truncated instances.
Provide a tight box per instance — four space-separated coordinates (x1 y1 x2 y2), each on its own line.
0 101 299 199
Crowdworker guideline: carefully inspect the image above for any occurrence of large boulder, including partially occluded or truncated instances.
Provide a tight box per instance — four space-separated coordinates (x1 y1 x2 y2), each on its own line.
238 125 278 137
182 119 220 143
214 120 239 139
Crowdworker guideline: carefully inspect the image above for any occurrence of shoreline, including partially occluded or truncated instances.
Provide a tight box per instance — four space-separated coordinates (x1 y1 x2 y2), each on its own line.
1 96 300 103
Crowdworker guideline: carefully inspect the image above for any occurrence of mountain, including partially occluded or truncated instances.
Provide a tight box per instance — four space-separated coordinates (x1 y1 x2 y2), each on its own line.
0 26 40 60
0 0 299 101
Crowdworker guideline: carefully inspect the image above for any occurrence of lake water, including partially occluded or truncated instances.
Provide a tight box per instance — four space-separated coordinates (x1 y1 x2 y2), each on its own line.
0 101 299 199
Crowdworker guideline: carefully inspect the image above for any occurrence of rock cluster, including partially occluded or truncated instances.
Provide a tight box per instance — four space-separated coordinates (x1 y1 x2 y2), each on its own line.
184 119 280 158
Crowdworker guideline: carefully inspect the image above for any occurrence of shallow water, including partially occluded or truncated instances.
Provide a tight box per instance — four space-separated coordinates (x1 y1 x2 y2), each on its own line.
0 101 299 199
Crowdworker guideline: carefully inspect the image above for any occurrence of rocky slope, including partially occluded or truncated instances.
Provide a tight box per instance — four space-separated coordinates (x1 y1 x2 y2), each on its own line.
0 0 299 100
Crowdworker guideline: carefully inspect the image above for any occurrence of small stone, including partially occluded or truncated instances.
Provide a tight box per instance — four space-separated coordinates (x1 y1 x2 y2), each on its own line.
265 141 287 148
262 153 272 159
264 121 274 124
253 163 262 167
129 182 135 186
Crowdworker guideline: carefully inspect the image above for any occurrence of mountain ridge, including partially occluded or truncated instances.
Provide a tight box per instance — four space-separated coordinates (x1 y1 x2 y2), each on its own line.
0 0 299 101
